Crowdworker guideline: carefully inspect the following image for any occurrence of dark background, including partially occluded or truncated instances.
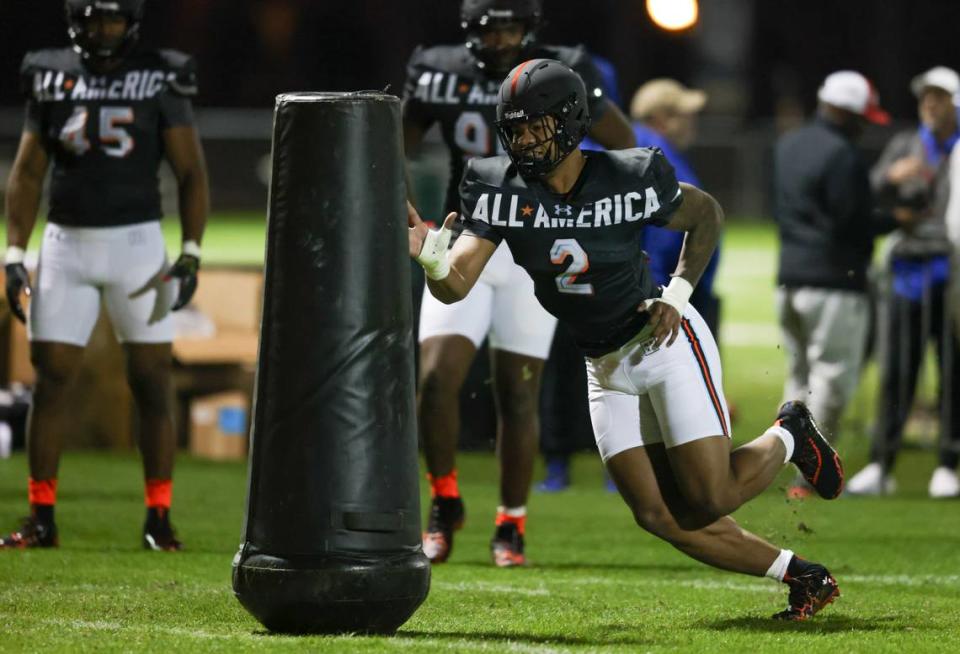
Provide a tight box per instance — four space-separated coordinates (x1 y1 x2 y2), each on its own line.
2 0 959 121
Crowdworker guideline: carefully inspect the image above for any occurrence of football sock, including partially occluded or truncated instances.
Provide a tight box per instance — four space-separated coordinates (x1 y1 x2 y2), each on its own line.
427 470 460 498
28 478 58 524
766 425 794 464
145 478 173 509
765 549 795 582
495 505 527 535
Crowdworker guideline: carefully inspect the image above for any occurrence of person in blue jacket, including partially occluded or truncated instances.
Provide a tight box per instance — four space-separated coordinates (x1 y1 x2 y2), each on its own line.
627 78 721 335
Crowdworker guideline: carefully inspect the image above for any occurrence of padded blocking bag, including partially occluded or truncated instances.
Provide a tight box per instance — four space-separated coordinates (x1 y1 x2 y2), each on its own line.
232 92 430 634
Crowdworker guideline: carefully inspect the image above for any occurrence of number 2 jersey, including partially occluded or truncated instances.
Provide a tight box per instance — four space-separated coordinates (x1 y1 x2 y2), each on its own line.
403 43 608 214
20 48 198 227
459 148 684 357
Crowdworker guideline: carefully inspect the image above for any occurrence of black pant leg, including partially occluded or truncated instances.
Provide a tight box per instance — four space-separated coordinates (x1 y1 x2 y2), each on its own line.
873 293 925 470
538 323 593 459
932 284 960 469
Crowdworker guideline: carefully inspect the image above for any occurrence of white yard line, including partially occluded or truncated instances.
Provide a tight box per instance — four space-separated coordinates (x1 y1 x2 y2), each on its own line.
433 580 551 596
434 573 960 597
1 615 574 654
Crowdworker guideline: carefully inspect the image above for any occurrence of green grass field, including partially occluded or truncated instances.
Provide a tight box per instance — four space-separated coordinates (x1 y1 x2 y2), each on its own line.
0 218 958 652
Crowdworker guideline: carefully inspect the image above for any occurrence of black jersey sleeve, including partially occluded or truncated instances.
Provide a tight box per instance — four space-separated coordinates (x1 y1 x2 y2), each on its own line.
19 52 49 135
643 147 684 226
23 100 43 134
401 46 434 130
157 50 198 129
565 46 609 122
458 159 504 245
159 94 195 129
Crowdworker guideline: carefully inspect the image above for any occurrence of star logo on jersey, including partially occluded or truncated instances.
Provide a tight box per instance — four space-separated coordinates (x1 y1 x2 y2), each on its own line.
554 204 573 216
521 204 534 217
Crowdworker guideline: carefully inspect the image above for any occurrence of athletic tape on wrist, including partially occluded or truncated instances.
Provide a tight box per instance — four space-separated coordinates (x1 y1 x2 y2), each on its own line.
5 246 25 265
659 276 694 313
417 226 452 281
182 240 201 259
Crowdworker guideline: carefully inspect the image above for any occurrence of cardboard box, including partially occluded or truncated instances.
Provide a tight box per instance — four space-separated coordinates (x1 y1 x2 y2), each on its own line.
189 391 249 461
172 268 262 366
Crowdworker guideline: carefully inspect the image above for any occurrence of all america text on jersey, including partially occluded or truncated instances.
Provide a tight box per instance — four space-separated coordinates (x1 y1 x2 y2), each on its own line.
469 186 677 229
31 68 192 103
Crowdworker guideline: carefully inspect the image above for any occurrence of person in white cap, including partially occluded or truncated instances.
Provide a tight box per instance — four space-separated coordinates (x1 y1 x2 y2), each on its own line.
847 66 960 498
773 71 917 499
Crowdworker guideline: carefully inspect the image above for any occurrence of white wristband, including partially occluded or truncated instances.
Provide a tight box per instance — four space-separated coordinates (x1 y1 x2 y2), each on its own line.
659 276 694 314
416 225 453 281
182 240 201 259
5 246 25 265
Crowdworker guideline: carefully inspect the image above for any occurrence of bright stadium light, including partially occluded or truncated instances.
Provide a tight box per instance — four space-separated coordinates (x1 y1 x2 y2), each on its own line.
646 0 699 31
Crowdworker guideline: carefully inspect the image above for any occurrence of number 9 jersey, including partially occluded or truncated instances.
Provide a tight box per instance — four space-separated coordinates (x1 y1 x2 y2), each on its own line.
403 42 607 214
19 47 198 227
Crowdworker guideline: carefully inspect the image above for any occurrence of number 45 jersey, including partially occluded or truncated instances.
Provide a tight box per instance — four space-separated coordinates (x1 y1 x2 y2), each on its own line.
20 48 198 227
459 148 684 357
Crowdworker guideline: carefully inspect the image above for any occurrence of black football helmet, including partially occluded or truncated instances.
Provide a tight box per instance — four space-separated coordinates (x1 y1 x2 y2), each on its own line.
461 0 542 75
495 59 591 178
65 0 145 62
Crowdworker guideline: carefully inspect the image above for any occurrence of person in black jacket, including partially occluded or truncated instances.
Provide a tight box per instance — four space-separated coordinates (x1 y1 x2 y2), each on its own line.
773 71 915 498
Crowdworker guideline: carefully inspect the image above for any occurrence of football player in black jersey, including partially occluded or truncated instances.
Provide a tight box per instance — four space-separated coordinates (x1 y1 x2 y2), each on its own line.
409 60 845 621
1 0 208 551
404 0 635 568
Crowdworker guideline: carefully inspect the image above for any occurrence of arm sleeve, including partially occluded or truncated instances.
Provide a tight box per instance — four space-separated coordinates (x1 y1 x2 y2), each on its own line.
643 148 684 227
567 46 609 121
458 160 503 245
401 46 434 130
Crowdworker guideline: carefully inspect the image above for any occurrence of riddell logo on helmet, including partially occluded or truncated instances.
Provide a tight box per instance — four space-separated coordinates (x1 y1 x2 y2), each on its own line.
504 110 526 120
487 9 515 18
94 1 122 9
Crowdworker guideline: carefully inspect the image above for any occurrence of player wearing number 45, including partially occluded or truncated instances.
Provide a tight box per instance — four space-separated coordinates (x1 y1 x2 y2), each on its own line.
1 0 209 551
410 59 845 621
403 0 635 569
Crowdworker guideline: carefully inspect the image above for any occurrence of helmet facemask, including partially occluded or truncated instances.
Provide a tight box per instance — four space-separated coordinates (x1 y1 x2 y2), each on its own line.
496 94 584 178
465 17 538 76
66 2 142 64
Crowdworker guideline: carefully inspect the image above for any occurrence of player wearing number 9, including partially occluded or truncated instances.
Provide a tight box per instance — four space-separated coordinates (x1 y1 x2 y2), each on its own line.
403 0 636 570
411 60 847 621
0 0 209 551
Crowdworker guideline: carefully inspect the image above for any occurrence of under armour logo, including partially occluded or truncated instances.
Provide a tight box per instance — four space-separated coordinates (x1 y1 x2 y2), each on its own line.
554 204 573 216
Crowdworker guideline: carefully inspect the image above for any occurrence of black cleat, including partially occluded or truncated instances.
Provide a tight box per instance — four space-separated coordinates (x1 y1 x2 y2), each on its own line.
143 508 183 552
0 515 58 549
490 522 526 568
422 496 465 563
773 559 840 621
776 401 844 499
